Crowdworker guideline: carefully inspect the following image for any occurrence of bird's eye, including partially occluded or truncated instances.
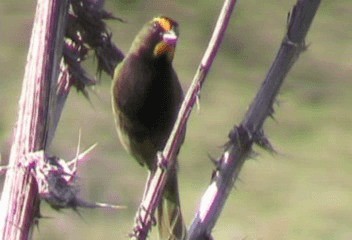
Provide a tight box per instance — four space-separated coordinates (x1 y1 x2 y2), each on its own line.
152 22 162 33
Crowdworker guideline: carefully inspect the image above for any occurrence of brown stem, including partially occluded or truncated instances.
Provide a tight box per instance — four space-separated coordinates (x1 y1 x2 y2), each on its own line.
188 0 321 239
0 1 69 239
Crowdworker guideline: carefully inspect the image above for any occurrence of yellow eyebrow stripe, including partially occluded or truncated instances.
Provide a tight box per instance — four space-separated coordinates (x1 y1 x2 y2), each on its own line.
154 17 172 31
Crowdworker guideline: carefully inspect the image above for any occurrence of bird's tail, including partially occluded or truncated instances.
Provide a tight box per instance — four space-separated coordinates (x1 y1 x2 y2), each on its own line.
157 169 186 240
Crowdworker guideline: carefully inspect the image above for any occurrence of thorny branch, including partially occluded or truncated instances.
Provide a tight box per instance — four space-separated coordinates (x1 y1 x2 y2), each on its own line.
188 0 321 239
43 0 125 211
0 1 70 239
0 0 124 239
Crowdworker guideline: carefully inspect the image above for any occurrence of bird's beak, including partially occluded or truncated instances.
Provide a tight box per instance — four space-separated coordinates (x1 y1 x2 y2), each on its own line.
163 29 178 45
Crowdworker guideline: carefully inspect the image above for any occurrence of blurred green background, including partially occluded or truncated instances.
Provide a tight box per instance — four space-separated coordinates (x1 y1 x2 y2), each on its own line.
1 0 352 239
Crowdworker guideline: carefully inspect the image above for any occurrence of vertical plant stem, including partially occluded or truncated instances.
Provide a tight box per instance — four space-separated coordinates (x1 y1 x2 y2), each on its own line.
0 1 68 239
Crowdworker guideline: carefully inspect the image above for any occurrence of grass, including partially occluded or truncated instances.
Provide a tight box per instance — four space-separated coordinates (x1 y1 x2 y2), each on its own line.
1 0 352 239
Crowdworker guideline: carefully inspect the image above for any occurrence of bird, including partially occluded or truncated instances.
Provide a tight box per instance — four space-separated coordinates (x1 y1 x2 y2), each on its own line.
111 16 186 239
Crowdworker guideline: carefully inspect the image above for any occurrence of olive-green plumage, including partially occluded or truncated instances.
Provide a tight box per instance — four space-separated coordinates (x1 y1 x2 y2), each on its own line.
112 16 186 239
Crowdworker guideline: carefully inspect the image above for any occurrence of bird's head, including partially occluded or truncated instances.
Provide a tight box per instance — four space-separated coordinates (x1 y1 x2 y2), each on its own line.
130 16 179 62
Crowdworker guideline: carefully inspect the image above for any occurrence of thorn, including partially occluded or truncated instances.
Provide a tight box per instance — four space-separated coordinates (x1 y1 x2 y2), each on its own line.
196 94 201 112
37 214 54 220
268 105 275 118
74 198 126 210
68 142 98 167
268 111 277 122
195 83 201 113
72 128 82 174
236 176 244 184
93 202 126 210
86 85 103 106
286 11 291 29
72 207 85 221
81 88 93 105
253 131 276 154
0 165 10 175
207 153 218 167
248 150 259 160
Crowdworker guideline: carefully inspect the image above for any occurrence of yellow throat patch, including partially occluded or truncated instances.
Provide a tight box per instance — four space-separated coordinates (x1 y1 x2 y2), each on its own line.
153 41 175 60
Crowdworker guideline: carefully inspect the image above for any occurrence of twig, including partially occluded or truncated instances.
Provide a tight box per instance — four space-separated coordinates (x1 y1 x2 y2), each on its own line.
187 0 321 239
130 0 238 239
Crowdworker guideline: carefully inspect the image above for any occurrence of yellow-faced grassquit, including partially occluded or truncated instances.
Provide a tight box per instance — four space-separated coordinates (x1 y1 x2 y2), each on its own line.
111 16 186 239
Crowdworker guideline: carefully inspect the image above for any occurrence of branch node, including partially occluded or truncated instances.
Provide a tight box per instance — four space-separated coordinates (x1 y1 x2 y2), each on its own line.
227 125 253 149
156 152 168 171
283 35 304 50
130 204 156 239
